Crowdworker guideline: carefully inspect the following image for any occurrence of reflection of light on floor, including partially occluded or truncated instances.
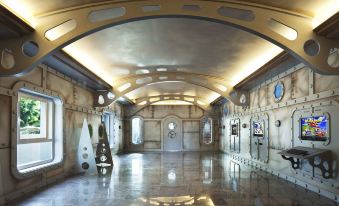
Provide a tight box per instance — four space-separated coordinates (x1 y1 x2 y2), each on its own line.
138 195 215 206
202 159 213 184
131 158 143 184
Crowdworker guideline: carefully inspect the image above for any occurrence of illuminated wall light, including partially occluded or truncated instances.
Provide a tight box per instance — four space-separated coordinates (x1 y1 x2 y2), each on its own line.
214 84 227 92
184 199 195 205
137 101 147 105
267 19 297 40
117 83 131 92
184 97 194 102
0 0 36 28
312 1 339 28
136 69 150 74
149 97 160 102
118 97 125 101
157 68 167 72
88 7 125 22
45 19 77 41
63 46 113 86
164 97 170 100
136 77 152 84
197 100 207 105
98 95 105 104
159 76 168 80
107 92 115 99
231 46 283 86
174 97 180 100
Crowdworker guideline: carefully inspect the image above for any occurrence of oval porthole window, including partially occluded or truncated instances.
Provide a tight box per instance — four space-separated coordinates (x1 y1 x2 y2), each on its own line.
168 122 177 130
273 81 284 102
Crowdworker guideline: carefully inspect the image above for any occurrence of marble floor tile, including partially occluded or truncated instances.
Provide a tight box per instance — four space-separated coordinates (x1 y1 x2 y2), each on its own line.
6 152 337 206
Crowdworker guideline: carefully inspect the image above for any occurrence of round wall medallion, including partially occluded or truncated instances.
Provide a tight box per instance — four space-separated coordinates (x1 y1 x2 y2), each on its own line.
168 122 177 130
168 130 177 139
240 94 246 104
273 81 284 102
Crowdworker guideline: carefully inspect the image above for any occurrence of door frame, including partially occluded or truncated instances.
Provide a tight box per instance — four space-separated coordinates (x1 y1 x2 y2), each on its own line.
161 115 183 151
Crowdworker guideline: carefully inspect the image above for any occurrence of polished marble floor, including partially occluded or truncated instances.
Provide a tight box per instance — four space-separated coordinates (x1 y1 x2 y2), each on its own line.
8 152 336 206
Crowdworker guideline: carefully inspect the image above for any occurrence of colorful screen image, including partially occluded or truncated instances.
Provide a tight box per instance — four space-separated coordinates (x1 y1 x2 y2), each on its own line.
300 116 328 141
231 124 238 136
253 122 264 137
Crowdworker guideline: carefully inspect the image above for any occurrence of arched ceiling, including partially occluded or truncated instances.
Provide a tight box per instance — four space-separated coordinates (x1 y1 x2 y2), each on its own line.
1 0 336 28
0 0 337 106
63 17 282 86
125 81 220 103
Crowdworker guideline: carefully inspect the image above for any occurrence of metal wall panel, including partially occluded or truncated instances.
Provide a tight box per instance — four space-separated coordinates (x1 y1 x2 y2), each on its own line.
144 120 161 141
314 73 339 94
291 68 309 99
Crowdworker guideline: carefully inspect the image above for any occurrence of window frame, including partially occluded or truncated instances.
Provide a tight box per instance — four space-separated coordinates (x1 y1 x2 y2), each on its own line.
103 112 115 148
18 92 54 144
11 82 65 179
201 116 213 144
131 116 144 145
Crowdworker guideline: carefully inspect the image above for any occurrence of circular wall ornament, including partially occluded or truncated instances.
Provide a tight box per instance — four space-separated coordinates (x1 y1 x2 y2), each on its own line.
240 94 246 104
168 130 177 139
273 81 284 102
168 122 177 130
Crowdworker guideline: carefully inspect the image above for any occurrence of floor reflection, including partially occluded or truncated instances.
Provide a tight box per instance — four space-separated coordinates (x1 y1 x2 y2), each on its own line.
8 152 336 206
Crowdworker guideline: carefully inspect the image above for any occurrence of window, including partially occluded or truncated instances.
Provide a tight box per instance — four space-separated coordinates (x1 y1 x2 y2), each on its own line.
103 112 114 148
201 117 213 144
131 117 143 144
15 89 63 175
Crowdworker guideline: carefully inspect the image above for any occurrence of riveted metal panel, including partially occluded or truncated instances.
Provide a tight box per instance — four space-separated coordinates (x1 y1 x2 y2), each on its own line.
250 89 259 108
46 72 74 104
144 120 161 141
74 86 93 108
183 121 199 133
0 95 10 148
291 68 309 99
144 141 161 149
189 106 204 119
259 86 267 108
183 132 200 150
0 67 42 89
314 73 339 94
154 105 190 119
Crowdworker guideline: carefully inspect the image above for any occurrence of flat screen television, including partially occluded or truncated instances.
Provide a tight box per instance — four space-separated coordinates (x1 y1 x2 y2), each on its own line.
253 122 264 137
300 115 328 141
231 124 238 135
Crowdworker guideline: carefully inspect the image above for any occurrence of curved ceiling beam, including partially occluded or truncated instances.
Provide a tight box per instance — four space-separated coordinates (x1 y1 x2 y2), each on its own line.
125 94 211 116
93 71 248 107
0 0 337 78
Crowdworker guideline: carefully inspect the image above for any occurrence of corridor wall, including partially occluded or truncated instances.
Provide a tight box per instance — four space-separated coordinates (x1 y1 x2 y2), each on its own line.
0 64 123 203
220 62 339 201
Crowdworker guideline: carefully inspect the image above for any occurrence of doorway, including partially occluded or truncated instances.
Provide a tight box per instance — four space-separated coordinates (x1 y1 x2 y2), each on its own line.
163 116 182 151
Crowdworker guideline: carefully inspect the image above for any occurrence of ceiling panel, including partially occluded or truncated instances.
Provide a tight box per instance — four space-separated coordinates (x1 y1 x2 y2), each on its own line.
1 0 337 105
125 81 220 103
63 18 282 86
1 0 336 17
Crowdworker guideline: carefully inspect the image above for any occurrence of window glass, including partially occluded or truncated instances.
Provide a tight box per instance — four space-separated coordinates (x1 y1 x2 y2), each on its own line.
202 117 213 144
132 117 143 144
103 113 114 147
19 94 52 139
16 91 63 173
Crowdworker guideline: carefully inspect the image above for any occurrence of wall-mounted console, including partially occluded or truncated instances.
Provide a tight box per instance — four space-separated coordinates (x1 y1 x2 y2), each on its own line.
279 146 332 179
